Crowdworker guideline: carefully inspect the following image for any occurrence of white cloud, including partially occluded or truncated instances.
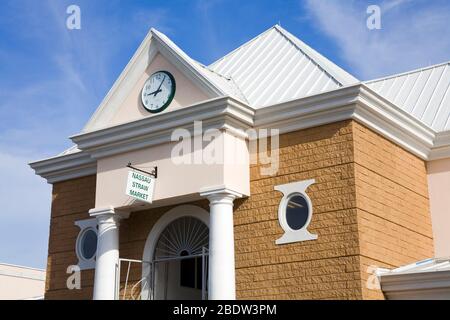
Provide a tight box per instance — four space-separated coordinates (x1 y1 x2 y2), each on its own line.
303 0 450 79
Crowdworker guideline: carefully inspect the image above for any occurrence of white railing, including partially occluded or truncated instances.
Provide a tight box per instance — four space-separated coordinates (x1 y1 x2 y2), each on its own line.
116 247 209 300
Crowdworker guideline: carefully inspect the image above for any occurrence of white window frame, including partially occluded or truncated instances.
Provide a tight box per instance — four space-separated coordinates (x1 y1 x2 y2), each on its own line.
74 218 98 270
275 179 318 245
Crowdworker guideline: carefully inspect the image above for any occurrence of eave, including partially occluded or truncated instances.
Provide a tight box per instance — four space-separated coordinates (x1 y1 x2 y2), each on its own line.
29 150 96 184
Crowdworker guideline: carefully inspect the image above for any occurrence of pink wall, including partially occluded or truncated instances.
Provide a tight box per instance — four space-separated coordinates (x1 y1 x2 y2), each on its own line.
110 53 209 127
427 158 450 257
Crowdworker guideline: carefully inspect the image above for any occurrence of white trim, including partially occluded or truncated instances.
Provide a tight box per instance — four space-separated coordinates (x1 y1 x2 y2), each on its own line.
429 129 450 160
151 29 225 97
0 267 45 281
0 263 45 273
71 96 254 159
82 30 157 132
255 84 437 160
29 150 96 184
380 270 450 299
274 179 317 244
74 218 98 270
199 185 244 199
141 204 209 300
31 83 450 184
82 28 234 133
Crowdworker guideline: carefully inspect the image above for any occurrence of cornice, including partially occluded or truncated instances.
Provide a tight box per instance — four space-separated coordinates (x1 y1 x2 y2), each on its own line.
31 84 450 184
71 96 254 159
380 270 450 294
255 84 437 160
29 150 96 184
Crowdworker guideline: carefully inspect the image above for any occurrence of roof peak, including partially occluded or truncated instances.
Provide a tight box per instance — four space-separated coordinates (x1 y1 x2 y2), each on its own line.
209 24 358 86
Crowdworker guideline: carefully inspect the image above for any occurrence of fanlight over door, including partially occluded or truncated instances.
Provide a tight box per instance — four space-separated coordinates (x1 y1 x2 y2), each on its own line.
152 216 209 300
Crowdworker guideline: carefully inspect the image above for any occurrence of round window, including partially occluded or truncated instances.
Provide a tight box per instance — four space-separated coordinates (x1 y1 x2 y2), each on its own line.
285 194 310 231
79 229 97 260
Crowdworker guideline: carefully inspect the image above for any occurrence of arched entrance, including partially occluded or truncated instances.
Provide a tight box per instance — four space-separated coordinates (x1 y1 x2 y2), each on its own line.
141 205 209 300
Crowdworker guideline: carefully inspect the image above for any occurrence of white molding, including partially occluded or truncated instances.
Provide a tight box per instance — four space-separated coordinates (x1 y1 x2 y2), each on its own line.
28 150 96 184
255 84 437 160
0 265 45 281
82 28 232 133
83 30 157 132
380 270 450 299
74 218 98 270
71 96 254 159
151 29 225 97
30 83 450 185
429 130 450 160
141 204 210 300
274 179 317 244
199 185 244 199
89 206 130 219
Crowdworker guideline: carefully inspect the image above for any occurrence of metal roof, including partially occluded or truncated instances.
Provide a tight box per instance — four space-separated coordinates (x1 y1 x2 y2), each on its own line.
208 25 358 108
151 29 248 102
366 62 450 132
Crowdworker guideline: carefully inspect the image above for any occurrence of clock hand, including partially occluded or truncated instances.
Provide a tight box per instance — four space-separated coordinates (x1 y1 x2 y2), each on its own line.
153 75 166 96
145 89 162 96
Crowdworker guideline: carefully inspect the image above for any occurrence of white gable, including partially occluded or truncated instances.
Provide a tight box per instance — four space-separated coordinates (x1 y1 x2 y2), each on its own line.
209 25 358 107
82 29 244 133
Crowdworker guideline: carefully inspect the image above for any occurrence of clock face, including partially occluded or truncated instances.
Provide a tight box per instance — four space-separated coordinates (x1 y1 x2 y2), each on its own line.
141 71 176 113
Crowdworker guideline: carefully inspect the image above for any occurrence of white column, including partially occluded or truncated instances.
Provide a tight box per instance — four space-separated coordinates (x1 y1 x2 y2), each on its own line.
201 188 241 300
89 206 126 300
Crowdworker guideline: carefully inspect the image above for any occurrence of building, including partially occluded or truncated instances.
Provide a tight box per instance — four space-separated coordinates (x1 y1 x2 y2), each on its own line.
30 25 450 300
0 263 45 300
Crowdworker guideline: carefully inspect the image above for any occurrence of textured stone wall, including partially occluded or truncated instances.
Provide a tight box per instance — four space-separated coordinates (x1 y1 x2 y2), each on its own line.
45 175 96 299
234 120 361 299
352 122 433 299
44 120 433 300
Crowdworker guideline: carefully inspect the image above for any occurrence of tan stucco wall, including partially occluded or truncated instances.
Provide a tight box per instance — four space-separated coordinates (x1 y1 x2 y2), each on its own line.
110 53 209 127
427 158 450 257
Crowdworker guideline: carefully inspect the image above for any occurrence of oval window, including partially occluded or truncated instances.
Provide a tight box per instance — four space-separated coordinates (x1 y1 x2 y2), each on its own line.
285 194 309 230
80 229 97 260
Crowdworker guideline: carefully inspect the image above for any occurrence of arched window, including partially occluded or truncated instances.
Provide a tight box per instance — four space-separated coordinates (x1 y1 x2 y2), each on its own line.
154 216 208 290
141 205 210 300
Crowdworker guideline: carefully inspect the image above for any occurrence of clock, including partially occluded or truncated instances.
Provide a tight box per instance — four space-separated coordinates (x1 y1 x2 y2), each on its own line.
141 70 176 113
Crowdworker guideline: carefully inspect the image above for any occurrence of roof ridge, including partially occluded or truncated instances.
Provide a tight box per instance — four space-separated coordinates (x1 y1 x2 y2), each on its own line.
272 25 340 85
209 25 279 68
273 24 358 85
366 60 450 84
196 61 232 80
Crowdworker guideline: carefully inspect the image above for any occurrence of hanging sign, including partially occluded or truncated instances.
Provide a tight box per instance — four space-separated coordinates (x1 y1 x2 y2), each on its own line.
125 170 155 203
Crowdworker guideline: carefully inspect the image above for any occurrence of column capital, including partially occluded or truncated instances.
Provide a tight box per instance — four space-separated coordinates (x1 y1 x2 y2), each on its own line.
200 186 243 205
89 206 130 220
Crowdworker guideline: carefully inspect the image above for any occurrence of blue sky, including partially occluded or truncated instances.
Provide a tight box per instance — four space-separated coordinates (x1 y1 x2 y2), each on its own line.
1 0 449 269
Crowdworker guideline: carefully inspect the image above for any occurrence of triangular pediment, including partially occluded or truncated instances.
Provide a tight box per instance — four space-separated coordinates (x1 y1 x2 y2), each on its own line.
83 29 242 132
